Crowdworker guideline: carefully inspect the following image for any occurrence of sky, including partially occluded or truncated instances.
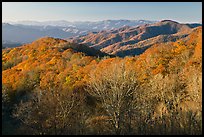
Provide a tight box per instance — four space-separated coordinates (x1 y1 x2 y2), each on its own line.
2 2 202 23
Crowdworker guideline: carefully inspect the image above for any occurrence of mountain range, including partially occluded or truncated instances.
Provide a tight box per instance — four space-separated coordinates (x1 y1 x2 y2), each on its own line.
2 20 157 45
2 20 201 57
68 20 201 57
8 19 157 29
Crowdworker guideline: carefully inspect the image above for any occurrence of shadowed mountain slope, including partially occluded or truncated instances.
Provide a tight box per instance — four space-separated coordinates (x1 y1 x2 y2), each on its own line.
68 20 201 57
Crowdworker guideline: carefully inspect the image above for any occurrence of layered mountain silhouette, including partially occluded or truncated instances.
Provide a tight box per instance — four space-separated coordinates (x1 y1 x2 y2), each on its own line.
2 20 156 44
3 20 201 57
9 20 157 30
2 23 79 44
68 20 201 57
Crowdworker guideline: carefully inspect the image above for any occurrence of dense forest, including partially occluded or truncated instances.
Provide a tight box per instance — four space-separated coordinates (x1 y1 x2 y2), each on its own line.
2 26 202 135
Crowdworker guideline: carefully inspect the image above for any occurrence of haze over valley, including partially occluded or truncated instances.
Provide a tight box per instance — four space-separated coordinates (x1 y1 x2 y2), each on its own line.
2 19 157 44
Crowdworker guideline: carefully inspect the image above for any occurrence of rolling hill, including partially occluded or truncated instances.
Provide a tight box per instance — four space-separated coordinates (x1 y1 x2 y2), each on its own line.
68 20 201 57
2 26 202 135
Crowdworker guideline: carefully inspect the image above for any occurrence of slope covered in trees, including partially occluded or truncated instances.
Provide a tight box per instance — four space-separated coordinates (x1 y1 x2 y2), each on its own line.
68 20 201 57
2 27 202 135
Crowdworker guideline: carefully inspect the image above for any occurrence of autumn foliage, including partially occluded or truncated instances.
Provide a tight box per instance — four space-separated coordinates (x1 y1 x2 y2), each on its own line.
2 27 202 135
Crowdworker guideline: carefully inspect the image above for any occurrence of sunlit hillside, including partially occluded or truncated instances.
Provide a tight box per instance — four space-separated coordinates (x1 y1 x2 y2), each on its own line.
2 26 202 135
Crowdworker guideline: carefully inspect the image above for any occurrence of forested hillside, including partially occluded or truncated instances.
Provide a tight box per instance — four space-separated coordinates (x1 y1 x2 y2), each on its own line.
2 26 202 135
68 20 201 57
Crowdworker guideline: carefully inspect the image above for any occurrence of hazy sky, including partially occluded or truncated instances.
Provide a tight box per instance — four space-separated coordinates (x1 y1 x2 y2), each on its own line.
2 2 202 23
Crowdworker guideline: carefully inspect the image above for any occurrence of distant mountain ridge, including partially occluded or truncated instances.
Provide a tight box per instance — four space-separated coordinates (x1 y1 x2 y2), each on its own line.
2 23 83 43
2 20 157 44
8 19 157 29
2 20 201 55
68 20 202 57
